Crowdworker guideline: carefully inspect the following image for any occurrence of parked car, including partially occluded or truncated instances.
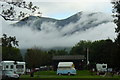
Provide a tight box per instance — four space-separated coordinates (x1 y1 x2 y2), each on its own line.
2 70 19 79
39 66 53 71
25 69 31 74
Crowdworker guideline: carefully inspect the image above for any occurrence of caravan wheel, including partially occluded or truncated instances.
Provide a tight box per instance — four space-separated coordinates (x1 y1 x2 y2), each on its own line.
68 72 71 76
58 73 61 75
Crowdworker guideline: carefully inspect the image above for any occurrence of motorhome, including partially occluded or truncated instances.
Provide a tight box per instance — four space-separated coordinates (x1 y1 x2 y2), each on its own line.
96 63 107 72
1 61 25 75
57 62 76 75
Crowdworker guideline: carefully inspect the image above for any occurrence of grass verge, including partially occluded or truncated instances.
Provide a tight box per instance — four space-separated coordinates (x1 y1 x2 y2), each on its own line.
20 70 120 79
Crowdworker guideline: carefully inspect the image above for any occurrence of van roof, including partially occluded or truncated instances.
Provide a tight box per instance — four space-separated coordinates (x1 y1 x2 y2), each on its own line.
1 61 14 63
58 62 73 67
17 62 25 64
1 61 25 64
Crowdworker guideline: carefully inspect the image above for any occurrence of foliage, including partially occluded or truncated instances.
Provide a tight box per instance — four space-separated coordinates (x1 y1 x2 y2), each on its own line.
48 49 68 56
112 0 120 33
2 46 23 61
0 0 41 21
2 34 23 61
70 39 120 69
111 0 120 69
70 40 92 55
25 48 52 68
90 39 113 64
112 0 120 46
25 48 69 68
2 34 18 47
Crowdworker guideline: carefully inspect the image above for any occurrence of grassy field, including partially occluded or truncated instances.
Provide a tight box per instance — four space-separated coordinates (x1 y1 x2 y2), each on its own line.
20 70 120 79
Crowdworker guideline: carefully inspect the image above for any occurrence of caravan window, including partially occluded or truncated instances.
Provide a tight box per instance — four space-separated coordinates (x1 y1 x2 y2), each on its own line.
16 65 24 69
6 65 9 68
102 65 106 68
10 65 14 69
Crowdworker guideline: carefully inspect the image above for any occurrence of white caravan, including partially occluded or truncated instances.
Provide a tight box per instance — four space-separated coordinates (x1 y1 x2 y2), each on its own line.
96 63 107 72
1 61 25 75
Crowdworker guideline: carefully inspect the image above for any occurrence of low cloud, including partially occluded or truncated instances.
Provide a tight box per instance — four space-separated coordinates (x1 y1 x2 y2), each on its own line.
1 12 117 49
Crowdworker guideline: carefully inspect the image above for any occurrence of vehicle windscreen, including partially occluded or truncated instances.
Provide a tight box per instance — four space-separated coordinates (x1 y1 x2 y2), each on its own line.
58 67 72 70
16 65 24 69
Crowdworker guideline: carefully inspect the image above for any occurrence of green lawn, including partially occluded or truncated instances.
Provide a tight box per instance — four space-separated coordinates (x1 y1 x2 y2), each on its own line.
20 70 120 79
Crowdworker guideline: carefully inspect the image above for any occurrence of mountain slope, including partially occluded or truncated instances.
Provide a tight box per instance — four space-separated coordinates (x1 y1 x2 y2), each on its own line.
7 11 116 49
13 12 112 36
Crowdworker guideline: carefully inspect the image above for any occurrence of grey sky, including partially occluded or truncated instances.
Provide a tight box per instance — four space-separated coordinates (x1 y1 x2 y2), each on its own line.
29 0 113 19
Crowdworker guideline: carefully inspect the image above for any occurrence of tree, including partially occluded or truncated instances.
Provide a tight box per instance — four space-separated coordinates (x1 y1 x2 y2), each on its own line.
112 0 120 69
112 0 120 46
0 0 41 21
2 34 23 61
70 39 115 68
90 39 113 65
48 49 68 56
2 34 18 47
2 47 22 61
70 40 92 55
25 48 51 68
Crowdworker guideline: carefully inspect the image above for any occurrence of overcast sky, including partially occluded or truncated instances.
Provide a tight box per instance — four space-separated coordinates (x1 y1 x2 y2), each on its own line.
25 0 113 19
0 0 113 19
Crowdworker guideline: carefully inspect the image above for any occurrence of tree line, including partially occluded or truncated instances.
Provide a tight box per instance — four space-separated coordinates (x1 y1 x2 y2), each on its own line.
2 34 120 69
70 40 120 69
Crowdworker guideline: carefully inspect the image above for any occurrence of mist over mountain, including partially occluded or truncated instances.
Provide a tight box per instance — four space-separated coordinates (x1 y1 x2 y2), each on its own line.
2 12 116 49
13 12 113 36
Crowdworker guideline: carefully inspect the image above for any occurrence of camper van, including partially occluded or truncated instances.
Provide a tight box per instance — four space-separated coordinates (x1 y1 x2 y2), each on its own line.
96 63 107 72
1 61 25 75
57 62 76 75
